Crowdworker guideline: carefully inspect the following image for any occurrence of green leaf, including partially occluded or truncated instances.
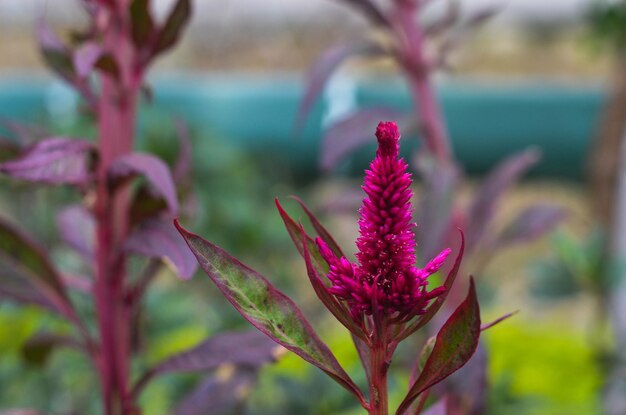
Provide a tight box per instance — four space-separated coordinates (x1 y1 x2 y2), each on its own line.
175 220 366 406
0 217 77 322
130 0 156 48
396 278 481 415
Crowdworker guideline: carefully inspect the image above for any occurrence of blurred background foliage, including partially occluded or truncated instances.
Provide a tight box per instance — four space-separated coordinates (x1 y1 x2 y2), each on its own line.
1 0 626 414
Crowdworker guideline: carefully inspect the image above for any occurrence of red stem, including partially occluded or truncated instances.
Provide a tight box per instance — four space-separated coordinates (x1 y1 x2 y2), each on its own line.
93 4 140 415
369 322 390 415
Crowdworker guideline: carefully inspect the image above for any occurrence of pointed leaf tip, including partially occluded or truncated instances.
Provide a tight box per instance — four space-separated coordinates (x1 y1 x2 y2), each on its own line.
396 277 480 415
175 221 366 406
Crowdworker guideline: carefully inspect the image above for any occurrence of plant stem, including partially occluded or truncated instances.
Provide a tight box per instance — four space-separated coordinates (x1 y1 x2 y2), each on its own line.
369 340 389 415
93 5 139 414
394 0 452 164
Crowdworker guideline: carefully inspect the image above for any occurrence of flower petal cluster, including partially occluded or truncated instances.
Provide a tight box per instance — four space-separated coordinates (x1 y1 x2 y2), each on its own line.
317 122 449 319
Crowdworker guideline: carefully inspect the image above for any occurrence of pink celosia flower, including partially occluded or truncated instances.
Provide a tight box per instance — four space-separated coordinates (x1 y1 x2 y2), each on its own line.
317 121 450 320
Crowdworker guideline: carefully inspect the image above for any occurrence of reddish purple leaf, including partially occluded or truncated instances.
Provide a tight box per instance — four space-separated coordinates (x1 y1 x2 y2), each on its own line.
0 138 95 185
496 205 566 247
466 149 540 249
321 108 410 171
153 0 192 56
175 220 366 406
0 217 77 322
420 397 448 415
173 368 258 415
289 196 344 258
295 41 386 135
57 205 95 261
109 152 179 215
133 330 279 396
396 279 481 415
73 41 103 78
126 218 197 279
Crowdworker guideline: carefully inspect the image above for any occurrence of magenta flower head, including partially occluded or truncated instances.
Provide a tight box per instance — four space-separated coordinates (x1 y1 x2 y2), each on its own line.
177 120 480 415
316 122 450 321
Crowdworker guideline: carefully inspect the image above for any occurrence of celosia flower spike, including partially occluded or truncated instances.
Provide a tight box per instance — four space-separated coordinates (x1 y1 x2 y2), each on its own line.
317 121 451 321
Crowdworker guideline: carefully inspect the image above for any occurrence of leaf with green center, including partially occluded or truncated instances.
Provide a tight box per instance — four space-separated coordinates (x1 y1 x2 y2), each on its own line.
396 278 481 415
175 220 366 406
0 217 77 322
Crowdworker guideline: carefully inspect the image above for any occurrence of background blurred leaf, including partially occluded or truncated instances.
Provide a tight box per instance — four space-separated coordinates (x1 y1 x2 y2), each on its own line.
0 138 95 186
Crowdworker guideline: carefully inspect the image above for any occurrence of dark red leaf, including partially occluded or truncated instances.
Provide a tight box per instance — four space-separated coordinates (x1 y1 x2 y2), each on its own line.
0 138 95 186
109 152 179 215
175 220 366 406
396 278 481 415
481 311 518 331
126 218 197 279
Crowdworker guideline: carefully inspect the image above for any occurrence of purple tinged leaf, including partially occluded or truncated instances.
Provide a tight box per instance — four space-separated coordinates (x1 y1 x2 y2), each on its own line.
151 330 280 374
396 278 481 415
294 41 386 135
153 0 192 56
497 205 566 247
109 152 179 215
321 108 410 171
126 218 197 279
0 217 77 322
0 138 95 185
466 149 541 249
398 231 465 341
173 368 258 415
57 205 95 261
133 330 280 396
175 220 367 406
73 41 103 78
420 397 449 415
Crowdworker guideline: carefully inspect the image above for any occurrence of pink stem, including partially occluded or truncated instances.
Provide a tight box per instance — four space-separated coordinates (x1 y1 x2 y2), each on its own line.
93 4 140 414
